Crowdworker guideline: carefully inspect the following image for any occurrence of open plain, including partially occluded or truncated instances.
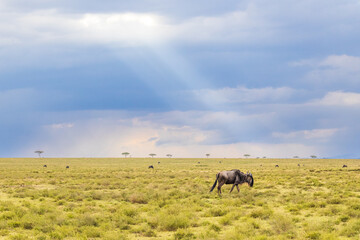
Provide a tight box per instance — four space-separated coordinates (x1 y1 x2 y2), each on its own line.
0 157 360 239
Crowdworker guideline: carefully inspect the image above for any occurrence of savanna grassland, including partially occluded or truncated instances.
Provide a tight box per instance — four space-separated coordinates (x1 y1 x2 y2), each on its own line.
0 158 360 240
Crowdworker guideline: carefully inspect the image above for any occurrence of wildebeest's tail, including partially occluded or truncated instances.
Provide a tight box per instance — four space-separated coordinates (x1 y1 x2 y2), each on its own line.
249 174 254 187
210 173 219 192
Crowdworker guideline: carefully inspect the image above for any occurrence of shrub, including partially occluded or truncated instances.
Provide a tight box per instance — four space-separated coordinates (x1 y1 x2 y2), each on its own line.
174 229 196 240
78 214 98 227
339 215 350 222
249 208 273 219
219 215 232 226
128 193 148 204
123 208 137 217
327 198 342 204
83 226 101 238
159 214 190 231
8 221 21 228
209 224 221 232
306 232 321 239
22 221 34 230
208 208 228 217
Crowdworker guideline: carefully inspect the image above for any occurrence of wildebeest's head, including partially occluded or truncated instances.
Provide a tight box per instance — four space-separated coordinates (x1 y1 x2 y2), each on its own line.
246 171 254 187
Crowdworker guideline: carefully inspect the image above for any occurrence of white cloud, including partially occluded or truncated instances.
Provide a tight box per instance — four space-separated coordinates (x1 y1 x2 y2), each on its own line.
0 6 289 48
0 10 170 47
1 0 359 50
312 91 360 106
294 55 360 87
192 86 297 106
174 7 278 44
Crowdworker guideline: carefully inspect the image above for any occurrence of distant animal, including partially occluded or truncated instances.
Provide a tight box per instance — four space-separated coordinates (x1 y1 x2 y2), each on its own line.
260 164 262 167
148 165 154 169
298 164 300 167
198 162 200 164
343 165 348 168
210 169 254 195
43 165 47 168
275 165 279 167
158 162 160 164
66 166 69 169
219 161 222 163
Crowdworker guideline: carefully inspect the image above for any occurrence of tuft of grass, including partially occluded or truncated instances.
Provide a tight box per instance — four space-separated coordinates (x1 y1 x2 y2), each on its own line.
174 229 195 240
271 213 294 235
78 214 98 227
249 207 273 219
158 214 190 231
208 207 228 217
128 193 148 204
340 219 360 237
306 232 321 239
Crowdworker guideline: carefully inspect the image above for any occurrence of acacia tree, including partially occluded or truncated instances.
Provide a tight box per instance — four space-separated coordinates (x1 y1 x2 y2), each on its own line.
310 155 317 159
166 154 172 158
244 154 250 158
149 153 156 158
293 156 299 158
34 150 44 158
122 152 130 158
206 154 210 158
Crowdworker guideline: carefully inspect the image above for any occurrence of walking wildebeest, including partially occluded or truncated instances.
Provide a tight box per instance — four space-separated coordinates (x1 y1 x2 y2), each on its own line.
210 169 254 195
158 162 160 164
343 165 348 168
298 164 300 167
148 165 154 169
66 166 69 169
43 165 47 168
275 165 279 167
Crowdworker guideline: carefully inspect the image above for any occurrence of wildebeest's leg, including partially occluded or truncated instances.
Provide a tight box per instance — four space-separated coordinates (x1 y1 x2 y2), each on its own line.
217 181 225 195
230 184 236 193
236 184 240 192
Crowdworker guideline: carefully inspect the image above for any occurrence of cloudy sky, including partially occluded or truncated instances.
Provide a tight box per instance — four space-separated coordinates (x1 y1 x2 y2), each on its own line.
1 0 360 158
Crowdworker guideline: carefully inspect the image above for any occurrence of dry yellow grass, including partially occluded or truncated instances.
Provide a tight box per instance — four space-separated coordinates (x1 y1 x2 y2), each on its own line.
0 157 359 239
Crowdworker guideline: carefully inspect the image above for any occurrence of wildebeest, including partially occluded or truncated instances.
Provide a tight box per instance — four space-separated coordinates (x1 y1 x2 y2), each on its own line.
158 162 160 164
43 165 47 168
148 165 154 169
66 166 69 169
343 165 348 168
275 165 279 167
198 162 200 164
210 169 254 195
298 164 300 167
